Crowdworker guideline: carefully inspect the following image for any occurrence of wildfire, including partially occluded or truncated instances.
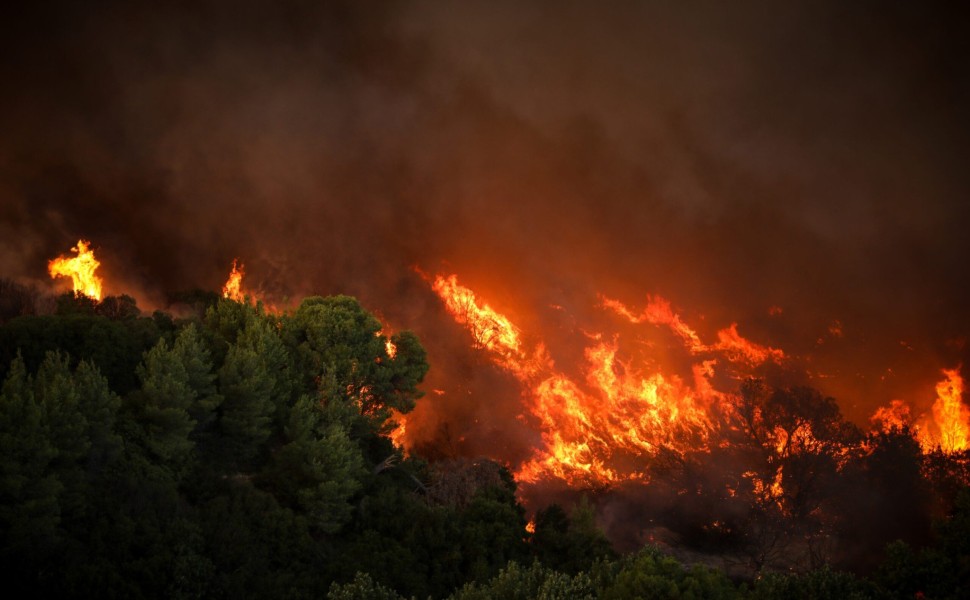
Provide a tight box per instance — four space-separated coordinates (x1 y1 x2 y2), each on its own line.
432 274 739 486
223 259 245 301
48 239 103 300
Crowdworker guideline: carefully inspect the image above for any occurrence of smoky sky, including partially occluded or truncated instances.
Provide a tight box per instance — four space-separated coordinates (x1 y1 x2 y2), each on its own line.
1 0 968 436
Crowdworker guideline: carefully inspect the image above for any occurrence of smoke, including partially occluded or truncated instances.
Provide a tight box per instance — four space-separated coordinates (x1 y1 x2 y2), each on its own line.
1 1 968 463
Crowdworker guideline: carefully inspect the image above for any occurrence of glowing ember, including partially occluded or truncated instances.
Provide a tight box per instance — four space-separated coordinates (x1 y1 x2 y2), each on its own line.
48 239 103 300
223 259 245 301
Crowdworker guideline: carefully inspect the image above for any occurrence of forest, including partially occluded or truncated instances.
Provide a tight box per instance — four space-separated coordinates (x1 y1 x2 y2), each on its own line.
0 280 967 599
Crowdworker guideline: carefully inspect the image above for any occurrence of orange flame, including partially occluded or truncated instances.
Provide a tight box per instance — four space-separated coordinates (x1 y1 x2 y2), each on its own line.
870 399 912 433
713 323 785 365
870 369 969 454
48 240 103 300
432 274 729 486
918 369 968 452
602 296 784 365
223 259 245 301
389 411 408 449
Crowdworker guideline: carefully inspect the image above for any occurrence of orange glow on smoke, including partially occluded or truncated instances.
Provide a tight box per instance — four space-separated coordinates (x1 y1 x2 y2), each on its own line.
48 240 103 300
222 259 245 301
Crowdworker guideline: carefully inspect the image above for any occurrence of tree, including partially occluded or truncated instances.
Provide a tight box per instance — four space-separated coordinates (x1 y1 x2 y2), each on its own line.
268 394 366 534
280 296 428 434
727 381 861 570
0 354 62 587
130 325 219 477
209 315 288 473
599 546 739 600
532 497 614 574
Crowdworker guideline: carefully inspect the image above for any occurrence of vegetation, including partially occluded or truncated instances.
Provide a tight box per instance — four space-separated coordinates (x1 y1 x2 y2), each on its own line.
0 285 967 598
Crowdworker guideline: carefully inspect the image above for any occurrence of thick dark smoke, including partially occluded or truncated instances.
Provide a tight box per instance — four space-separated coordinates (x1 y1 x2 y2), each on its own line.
2 1 968 456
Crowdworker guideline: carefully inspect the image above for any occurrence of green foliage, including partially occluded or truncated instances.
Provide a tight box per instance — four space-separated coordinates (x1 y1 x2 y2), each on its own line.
750 566 876 600
532 496 615 574
281 296 428 426
600 547 740 600
449 561 597 600
0 308 165 395
270 394 366 533
199 483 324 598
130 325 219 475
0 355 62 563
329 572 409 600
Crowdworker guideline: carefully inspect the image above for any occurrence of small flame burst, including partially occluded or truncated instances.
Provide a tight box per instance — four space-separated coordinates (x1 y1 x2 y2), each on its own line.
389 411 408 449
525 519 536 534
48 240 103 300
430 274 785 487
223 259 245 301
870 399 913 432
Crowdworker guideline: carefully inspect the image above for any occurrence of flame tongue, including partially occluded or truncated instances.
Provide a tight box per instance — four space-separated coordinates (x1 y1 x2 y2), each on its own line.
223 259 245 301
48 240 103 300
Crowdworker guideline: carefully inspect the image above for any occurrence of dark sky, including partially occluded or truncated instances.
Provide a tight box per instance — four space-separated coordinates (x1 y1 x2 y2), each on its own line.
1 0 968 436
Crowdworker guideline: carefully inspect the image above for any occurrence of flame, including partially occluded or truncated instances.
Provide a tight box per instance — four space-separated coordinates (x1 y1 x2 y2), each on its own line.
602 296 784 365
525 519 536 534
601 295 704 352
870 399 912 433
713 323 785 365
918 369 968 452
48 240 103 300
389 411 408 449
433 274 729 486
870 369 968 454
223 259 245 301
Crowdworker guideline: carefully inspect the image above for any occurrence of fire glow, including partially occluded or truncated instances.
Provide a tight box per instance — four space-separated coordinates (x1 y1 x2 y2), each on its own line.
48 240 103 300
